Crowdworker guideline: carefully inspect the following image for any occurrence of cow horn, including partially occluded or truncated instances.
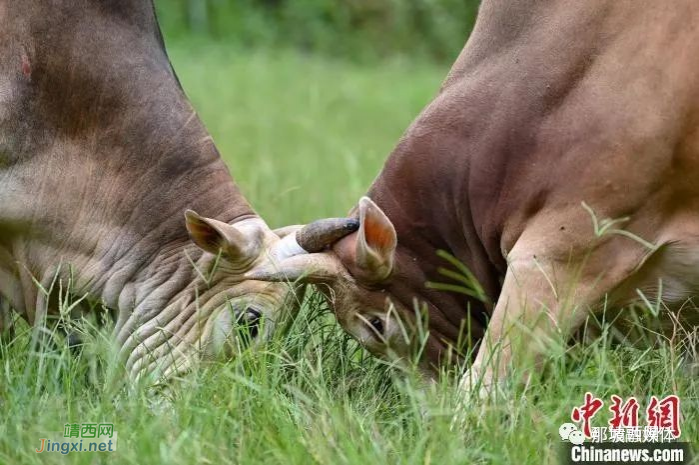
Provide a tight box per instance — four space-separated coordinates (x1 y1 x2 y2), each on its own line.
295 218 359 253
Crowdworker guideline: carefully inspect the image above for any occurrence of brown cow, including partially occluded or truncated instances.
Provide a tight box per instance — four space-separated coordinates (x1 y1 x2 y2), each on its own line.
0 0 347 381
248 0 699 397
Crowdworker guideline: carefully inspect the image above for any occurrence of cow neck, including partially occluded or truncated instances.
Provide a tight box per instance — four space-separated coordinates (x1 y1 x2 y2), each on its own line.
107 209 269 380
366 162 498 358
101 204 256 317
51 139 256 323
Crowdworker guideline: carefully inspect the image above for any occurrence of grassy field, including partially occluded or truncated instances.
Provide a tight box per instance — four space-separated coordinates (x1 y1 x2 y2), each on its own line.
1 42 697 465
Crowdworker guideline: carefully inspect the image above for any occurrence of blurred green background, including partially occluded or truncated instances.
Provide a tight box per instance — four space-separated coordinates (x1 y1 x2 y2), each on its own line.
154 1 481 226
156 0 479 63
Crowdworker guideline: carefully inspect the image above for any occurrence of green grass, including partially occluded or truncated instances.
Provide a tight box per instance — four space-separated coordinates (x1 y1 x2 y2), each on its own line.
1 43 697 464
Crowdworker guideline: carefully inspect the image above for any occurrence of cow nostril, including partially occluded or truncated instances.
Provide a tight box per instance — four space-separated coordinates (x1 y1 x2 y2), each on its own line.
235 307 262 341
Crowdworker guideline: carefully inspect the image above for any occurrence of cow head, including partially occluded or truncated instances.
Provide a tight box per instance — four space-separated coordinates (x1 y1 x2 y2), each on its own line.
181 210 301 360
245 197 427 370
0 0 316 379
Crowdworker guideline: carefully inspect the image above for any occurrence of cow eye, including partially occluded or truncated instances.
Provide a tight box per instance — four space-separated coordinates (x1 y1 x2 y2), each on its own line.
368 316 384 334
234 307 262 343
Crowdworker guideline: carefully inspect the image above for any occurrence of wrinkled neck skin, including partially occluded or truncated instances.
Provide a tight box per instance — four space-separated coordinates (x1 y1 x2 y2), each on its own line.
109 220 282 381
0 1 284 381
12 215 270 380
0 121 264 381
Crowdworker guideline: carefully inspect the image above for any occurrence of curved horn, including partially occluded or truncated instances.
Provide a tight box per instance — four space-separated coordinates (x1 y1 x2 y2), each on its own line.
273 225 303 239
296 218 359 252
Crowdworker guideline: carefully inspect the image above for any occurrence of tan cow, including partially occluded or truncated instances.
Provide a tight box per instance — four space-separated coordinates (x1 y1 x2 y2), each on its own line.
0 0 350 381
248 0 699 397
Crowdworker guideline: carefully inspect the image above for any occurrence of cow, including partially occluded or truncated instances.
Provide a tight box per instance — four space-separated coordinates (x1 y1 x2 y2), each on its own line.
247 0 699 399
0 0 351 382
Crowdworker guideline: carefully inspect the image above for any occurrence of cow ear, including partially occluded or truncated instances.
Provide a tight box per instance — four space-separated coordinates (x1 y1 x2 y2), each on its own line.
185 210 262 262
354 197 396 282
